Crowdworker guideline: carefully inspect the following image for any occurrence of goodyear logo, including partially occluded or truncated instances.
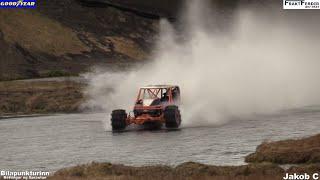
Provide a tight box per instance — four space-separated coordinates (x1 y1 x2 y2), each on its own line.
0 0 36 8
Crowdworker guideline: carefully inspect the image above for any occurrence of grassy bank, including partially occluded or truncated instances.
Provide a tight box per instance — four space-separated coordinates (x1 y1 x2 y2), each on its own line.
50 162 284 180
246 134 320 164
49 162 320 180
0 79 85 116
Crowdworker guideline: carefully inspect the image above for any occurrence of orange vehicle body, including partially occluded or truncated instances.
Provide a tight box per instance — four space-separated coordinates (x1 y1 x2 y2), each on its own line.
126 85 180 125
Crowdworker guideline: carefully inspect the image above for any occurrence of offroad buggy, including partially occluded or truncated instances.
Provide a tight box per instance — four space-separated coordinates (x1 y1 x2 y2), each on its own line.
111 85 182 131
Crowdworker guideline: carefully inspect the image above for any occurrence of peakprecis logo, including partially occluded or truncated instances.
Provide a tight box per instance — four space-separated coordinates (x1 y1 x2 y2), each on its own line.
283 0 320 9
0 0 36 8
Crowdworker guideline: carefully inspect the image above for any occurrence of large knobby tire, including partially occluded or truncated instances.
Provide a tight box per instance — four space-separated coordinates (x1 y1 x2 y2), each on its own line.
164 106 181 128
111 109 127 131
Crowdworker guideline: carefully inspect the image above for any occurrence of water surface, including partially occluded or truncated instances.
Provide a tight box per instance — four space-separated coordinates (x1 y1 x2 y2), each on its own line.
1 107 320 172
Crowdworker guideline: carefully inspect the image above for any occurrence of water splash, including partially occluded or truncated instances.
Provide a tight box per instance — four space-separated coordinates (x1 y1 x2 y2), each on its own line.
83 0 320 128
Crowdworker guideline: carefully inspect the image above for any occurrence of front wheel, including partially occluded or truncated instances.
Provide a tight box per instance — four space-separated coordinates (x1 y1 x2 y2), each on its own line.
164 106 181 128
111 109 127 131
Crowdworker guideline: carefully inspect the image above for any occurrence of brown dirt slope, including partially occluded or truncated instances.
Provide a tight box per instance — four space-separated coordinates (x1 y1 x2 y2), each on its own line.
0 10 89 56
0 0 158 80
245 134 320 164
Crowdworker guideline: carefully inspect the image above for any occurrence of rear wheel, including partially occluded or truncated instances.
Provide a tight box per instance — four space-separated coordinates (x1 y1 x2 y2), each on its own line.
111 109 127 131
164 106 181 128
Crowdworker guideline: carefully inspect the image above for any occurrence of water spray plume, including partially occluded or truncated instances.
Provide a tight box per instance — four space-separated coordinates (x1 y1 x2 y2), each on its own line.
83 0 320 129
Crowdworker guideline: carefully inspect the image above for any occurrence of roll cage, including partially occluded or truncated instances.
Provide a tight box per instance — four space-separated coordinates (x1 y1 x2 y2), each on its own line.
134 86 180 110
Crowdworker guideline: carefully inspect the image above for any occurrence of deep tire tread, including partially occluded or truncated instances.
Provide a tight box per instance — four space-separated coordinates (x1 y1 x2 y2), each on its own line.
164 105 181 128
111 109 127 131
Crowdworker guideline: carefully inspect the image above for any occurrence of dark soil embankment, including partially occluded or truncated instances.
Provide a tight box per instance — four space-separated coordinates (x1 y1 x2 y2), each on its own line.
0 79 85 115
245 134 320 164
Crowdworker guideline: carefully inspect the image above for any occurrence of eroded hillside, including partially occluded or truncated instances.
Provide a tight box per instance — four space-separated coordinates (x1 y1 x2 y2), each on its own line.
0 0 241 80
0 0 158 80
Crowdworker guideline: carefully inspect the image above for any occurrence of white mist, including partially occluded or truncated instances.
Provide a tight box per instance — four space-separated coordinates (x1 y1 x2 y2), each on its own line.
83 0 320 129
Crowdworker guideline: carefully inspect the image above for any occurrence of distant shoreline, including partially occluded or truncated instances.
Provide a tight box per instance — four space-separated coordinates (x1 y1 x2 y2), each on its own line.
0 78 86 116
0 113 55 120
